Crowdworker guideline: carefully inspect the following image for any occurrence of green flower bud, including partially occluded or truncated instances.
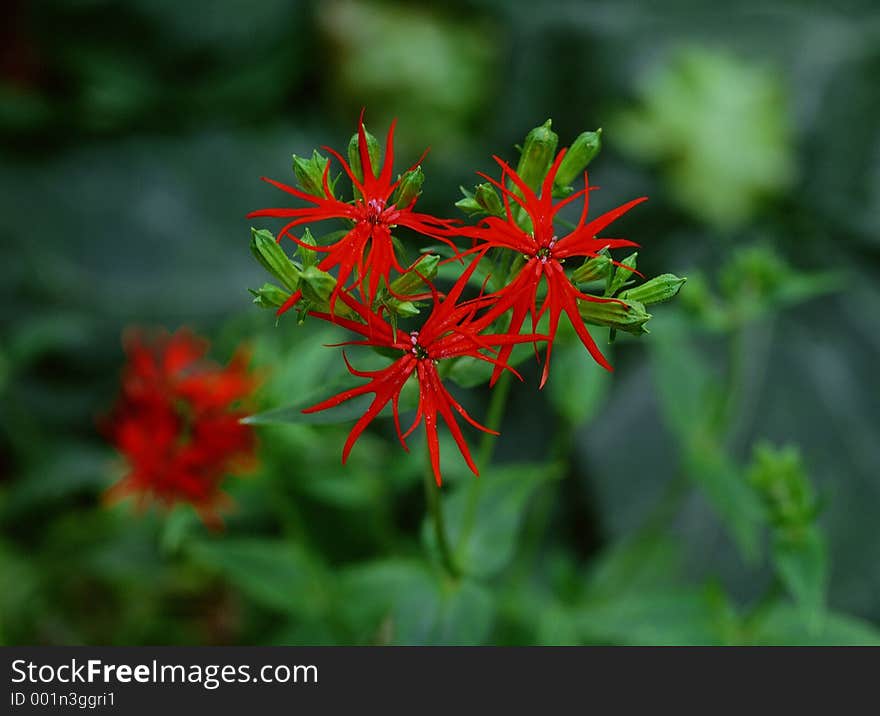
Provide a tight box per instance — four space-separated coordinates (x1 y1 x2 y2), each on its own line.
250 228 301 292
249 283 290 309
554 129 602 192
300 265 337 306
515 119 559 193
292 150 333 198
454 193 483 216
389 254 440 296
475 183 504 216
606 253 639 297
578 297 651 335
296 266 355 319
620 274 686 305
387 300 421 318
392 166 424 208
348 125 381 183
298 227 320 270
571 252 612 284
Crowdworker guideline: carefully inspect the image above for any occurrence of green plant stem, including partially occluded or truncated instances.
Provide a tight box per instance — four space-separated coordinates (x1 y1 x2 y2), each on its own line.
723 319 774 453
423 449 460 578
477 369 513 471
453 370 514 561
515 416 576 576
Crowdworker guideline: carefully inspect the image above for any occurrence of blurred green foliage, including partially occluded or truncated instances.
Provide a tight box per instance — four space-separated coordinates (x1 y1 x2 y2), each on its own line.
2 0 880 646
615 47 796 229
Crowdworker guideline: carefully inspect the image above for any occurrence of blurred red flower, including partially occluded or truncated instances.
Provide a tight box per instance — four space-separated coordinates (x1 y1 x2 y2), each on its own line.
103 328 257 527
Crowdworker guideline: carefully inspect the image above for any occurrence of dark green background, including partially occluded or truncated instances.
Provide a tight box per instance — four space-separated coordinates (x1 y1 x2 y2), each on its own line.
2 0 879 645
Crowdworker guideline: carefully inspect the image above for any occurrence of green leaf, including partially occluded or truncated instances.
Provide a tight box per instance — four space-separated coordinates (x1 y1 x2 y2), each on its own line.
648 313 717 439
570 586 732 645
687 440 766 563
338 560 494 645
772 527 828 626
422 579 494 646
648 313 766 560
430 462 563 578
750 604 880 646
614 47 795 229
1 444 109 519
188 539 327 617
584 535 684 600
547 340 611 424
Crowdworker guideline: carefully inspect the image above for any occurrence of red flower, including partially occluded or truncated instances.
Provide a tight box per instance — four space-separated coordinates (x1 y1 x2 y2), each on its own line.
248 113 459 314
470 150 647 387
303 259 545 485
104 328 257 527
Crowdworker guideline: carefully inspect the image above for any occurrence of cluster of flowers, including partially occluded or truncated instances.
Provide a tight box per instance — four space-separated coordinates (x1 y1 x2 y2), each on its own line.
104 328 257 527
104 113 683 521
247 113 679 485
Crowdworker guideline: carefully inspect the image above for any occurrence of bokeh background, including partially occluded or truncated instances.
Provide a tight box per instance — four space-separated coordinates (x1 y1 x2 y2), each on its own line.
2 0 879 645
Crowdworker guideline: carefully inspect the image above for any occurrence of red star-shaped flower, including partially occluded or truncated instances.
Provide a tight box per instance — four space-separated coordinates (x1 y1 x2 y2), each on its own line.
248 113 459 314
469 149 647 387
303 259 545 485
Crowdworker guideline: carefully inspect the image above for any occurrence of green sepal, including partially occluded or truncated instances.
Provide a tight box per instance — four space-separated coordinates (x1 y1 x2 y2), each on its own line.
348 125 381 184
392 166 424 208
298 227 320 270
454 186 482 216
300 265 337 305
249 283 291 309
578 297 651 335
388 255 440 296
620 274 687 306
250 228 301 292
553 129 602 194
292 150 336 199
474 183 504 216
515 119 559 193
605 252 639 297
298 266 354 319
571 250 612 284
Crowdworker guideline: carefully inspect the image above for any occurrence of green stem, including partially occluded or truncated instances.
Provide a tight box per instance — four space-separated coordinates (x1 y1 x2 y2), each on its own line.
477 369 513 470
456 370 514 558
423 450 460 578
